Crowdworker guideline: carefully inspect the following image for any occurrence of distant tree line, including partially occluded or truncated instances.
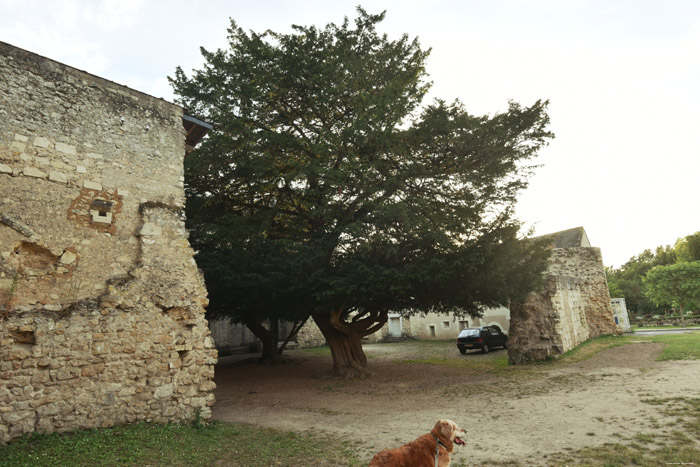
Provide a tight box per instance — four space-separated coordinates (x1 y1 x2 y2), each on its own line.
607 232 700 323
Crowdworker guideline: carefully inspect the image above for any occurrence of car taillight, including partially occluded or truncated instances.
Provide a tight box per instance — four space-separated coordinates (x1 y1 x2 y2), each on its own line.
475 338 483 343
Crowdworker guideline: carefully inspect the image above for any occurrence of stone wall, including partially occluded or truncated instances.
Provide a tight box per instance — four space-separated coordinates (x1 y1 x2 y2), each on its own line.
296 319 327 348
0 42 216 443
508 247 620 363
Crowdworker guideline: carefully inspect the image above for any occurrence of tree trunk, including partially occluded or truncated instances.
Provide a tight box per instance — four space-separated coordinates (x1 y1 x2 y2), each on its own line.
313 313 370 378
244 316 281 365
312 309 387 378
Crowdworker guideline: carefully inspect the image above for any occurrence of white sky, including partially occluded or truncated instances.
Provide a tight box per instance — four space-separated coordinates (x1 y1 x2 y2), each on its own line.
2 0 699 268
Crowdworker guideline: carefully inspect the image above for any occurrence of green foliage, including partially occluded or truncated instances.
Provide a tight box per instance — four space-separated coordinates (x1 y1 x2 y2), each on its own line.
606 245 676 314
607 232 700 318
644 261 700 315
675 231 700 262
192 406 203 429
0 422 360 466
170 8 553 347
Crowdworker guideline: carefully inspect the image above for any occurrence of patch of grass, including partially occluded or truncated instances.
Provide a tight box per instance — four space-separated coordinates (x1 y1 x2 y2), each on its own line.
646 331 700 360
0 421 360 467
300 345 331 356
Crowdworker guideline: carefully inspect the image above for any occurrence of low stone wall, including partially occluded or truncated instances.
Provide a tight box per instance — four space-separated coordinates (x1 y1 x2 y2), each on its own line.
636 317 700 327
0 42 216 443
508 247 619 363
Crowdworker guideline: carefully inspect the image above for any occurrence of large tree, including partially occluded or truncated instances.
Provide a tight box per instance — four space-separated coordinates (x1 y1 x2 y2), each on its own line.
644 261 700 326
171 9 553 376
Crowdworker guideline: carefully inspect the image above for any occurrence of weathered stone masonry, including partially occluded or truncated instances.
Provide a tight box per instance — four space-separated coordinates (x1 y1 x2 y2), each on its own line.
507 228 620 363
0 42 216 443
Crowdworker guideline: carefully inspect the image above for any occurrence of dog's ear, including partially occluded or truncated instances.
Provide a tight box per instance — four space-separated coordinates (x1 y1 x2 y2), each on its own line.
432 419 455 452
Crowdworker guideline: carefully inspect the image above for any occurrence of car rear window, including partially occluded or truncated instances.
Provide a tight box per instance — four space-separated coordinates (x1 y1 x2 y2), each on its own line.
459 329 480 337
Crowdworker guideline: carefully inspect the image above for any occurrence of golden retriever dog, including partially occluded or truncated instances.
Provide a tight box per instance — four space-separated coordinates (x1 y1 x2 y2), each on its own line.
369 419 466 467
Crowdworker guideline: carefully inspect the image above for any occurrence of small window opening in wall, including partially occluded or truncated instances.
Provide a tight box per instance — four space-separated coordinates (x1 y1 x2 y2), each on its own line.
90 199 114 225
442 321 450 328
429 325 436 337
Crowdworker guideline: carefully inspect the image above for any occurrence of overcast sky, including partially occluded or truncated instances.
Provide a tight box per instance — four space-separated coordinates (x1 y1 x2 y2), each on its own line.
2 0 699 268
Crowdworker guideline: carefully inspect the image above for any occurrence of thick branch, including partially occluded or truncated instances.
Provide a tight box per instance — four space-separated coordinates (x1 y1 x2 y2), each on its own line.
364 310 389 335
277 316 309 354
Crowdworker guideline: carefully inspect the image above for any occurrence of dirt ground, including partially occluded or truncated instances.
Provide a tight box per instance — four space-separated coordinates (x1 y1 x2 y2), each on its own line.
212 341 700 465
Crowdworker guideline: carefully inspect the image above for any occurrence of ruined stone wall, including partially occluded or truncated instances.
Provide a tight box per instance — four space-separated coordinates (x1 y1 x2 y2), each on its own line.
0 42 216 443
295 320 327 348
508 247 619 363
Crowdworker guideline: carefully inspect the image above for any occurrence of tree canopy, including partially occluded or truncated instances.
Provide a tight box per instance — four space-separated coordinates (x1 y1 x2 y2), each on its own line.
644 261 700 326
170 8 554 376
606 246 676 314
607 231 700 318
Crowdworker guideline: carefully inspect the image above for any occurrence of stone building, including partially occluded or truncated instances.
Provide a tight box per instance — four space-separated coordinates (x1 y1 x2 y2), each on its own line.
367 307 511 341
507 227 620 363
0 42 216 443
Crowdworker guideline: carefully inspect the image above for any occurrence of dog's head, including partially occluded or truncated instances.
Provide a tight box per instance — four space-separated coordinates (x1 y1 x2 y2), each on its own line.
431 419 466 453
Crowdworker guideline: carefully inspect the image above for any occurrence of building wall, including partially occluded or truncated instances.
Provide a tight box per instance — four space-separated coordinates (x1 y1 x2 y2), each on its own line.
611 298 631 332
394 307 510 340
0 42 216 443
508 247 619 363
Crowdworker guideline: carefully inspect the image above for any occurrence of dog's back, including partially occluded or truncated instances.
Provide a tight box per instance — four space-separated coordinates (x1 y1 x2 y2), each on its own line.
369 433 444 466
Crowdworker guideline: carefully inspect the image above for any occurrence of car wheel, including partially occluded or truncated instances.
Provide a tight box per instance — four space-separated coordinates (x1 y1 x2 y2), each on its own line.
482 343 489 354
459 348 466 355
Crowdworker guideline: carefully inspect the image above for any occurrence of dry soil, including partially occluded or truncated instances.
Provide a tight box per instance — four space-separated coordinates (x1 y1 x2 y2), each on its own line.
212 341 700 465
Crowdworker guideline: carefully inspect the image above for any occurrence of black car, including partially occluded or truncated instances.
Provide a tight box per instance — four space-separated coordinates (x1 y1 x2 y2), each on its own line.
456 326 508 354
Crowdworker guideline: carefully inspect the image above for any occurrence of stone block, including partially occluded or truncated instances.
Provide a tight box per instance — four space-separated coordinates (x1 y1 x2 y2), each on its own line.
10 141 26 151
23 166 46 179
49 170 68 183
36 403 60 416
198 381 216 392
0 163 12 174
83 180 102 191
59 251 77 265
33 137 50 148
55 142 77 155
2 410 32 423
153 384 174 399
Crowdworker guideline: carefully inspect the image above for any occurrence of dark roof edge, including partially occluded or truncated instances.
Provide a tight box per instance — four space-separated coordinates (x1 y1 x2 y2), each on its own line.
183 114 213 130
